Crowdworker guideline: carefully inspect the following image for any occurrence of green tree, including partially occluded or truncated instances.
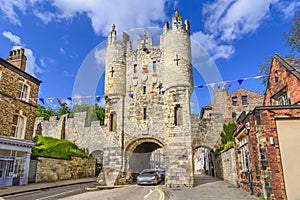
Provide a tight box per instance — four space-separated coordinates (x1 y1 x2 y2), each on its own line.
36 104 57 120
220 122 236 145
57 102 71 117
285 11 300 53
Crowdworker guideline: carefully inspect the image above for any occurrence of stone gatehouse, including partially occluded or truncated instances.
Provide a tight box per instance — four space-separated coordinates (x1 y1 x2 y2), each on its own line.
34 9 227 187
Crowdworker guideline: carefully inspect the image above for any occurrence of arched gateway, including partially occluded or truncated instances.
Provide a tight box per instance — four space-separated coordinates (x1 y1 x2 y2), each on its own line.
102 9 194 187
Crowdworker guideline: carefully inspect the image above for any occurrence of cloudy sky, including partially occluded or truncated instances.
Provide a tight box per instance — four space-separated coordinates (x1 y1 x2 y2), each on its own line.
0 0 299 112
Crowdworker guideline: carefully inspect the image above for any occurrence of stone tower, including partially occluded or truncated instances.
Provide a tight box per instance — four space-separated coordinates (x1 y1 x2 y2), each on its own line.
103 9 194 187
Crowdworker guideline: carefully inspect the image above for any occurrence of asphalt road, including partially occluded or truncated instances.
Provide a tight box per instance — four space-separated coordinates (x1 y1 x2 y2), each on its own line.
61 185 165 200
2 183 94 200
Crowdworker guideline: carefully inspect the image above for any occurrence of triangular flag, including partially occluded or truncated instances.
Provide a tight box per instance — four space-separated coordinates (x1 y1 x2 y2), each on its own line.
39 98 45 104
253 75 263 80
29 98 37 104
150 91 155 96
85 96 92 99
222 81 228 85
287 68 296 72
237 79 244 85
48 98 53 103
209 83 215 89
161 90 165 95
269 73 276 77
197 85 204 88
129 93 134 98
12 97 17 101
4 98 10 102
96 96 101 102
67 97 72 101
57 97 63 103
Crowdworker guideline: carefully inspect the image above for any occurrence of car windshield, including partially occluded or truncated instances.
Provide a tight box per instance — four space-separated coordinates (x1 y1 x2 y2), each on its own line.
140 170 157 175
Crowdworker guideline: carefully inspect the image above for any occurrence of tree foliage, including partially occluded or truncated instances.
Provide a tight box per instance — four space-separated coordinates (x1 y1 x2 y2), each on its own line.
285 11 300 53
36 103 105 126
220 122 236 145
36 104 57 120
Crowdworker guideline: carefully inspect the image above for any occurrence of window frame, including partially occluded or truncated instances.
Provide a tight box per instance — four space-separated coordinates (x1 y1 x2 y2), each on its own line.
11 114 26 139
18 81 30 102
242 95 248 105
232 96 238 106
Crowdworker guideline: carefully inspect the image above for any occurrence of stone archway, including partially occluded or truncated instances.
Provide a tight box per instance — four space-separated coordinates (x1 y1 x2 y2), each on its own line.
193 145 216 178
124 138 165 175
90 150 104 176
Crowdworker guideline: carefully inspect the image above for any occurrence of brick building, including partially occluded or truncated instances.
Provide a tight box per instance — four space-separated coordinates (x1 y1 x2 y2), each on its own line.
0 48 41 185
233 54 300 199
200 87 264 120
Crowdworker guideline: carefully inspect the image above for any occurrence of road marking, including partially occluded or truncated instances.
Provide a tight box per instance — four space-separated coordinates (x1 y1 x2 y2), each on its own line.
144 189 153 199
36 189 77 200
157 188 165 200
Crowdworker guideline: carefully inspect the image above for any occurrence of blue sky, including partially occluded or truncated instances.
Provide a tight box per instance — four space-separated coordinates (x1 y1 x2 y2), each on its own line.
0 0 299 113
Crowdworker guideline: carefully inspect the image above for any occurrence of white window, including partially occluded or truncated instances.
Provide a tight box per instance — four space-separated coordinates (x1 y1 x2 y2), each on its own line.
11 114 26 139
18 82 30 102
239 135 250 171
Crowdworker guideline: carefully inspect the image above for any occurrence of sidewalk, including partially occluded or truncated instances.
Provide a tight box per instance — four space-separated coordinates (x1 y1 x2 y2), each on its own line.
165 174 258 200
0 177 97 197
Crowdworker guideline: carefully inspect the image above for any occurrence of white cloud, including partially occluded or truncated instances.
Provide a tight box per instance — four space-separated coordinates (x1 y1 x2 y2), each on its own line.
12 45 42 76
202 0 279 41
94 47 106 67
1 31 41 77
191 31 234 60
30 0 168 36
2 31 22 45
274 1 300 19
0 1 27 25
60 47 66 54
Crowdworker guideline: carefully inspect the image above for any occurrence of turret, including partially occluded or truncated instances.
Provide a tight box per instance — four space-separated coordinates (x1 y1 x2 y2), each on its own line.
105 24 130 98
160 9 193 95
6 48 27 71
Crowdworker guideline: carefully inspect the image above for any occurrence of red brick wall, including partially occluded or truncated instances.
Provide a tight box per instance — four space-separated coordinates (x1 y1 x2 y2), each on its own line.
264 58 300 106
234 107 300 199
0 64 40 140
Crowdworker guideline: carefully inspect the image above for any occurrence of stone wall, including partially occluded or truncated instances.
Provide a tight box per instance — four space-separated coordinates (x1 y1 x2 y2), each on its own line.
36 157 96 182
215 147 237 186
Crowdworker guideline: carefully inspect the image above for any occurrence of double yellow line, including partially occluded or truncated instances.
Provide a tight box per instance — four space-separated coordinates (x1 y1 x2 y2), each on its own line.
155 186 165 200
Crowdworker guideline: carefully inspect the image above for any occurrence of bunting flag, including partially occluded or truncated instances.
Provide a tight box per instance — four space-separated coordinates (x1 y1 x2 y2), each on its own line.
150 91 155 96
57 97 63 103
48 98 53 103
197 85 204 88
95 96 101 102
287 68 296 72
253 75 263 80
161 89 165 95
209 83 215 89
29 98 37 104
237 79 244 85
39 98 45 104
67 97 72 101
222 81 229 85
0 98 3 101
129 93 134 98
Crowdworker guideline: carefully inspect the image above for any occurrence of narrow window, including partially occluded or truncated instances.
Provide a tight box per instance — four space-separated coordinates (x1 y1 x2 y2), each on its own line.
11 114 25 139
134 64 137 73
153 61 157 72
232 112 237 118
109 113 114 132
143 86 146 95
0 71 2 82
143 107 147 120
242 96 248 105
274 70 279 83
18 82 30 102
232 96 238 106
174 104 182 126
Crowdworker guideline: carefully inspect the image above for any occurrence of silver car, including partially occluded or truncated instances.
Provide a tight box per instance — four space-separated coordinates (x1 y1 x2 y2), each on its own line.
137 169 162 185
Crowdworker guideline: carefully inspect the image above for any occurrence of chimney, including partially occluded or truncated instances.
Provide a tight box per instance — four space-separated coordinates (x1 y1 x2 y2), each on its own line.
6 48 27 71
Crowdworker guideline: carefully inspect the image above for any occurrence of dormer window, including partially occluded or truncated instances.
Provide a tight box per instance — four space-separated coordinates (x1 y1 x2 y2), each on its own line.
274 70 279 83
18 81 30 102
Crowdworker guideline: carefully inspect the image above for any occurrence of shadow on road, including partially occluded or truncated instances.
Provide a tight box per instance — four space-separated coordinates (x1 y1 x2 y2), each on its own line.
194 174 222 186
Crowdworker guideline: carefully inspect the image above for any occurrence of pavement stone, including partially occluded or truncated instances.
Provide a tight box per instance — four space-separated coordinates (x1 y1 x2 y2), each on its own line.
166 174 258 200
0 177 97 197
